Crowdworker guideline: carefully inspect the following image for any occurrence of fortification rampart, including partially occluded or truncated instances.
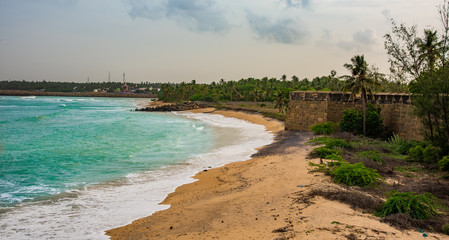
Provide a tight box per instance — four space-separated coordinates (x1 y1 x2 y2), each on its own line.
285 91 423 140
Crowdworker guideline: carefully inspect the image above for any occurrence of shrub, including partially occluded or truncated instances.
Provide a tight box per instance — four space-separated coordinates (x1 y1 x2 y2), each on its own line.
339 109 361 134
325 153 344 161
442 223 449 235
408 145 424 162
311 122 337 135
325 139 352 149
357 151 383 163
377 191 446 220
423 145 442 163
339 104 384 138
388 134 411 154
332 162 382 187
439 156 449 172
309 137 352 149
311 147 340 158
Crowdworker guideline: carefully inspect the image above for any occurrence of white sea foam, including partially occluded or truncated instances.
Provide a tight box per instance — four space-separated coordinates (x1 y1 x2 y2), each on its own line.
0 111 274 240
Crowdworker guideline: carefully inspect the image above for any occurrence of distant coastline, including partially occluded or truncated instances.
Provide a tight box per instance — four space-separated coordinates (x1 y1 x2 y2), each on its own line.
0 90 158 98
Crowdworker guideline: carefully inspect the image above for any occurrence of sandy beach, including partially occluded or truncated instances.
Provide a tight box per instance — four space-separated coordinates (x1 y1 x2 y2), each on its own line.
106 109 444 240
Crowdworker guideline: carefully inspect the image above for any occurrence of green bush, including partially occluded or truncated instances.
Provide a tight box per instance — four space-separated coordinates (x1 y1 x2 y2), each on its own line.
408 145 424 162
325 153 344 161
339 104 384 138
332 162 382 187
325 139 352 149
388 134 412 154
357 151 383 163
439 156 449 172
377 191 446 219
339 109 360 134
423 145 442 163
189 93 203 101
310 122 337 135
442 223 449 235
311 147 340 158
309 137 352 149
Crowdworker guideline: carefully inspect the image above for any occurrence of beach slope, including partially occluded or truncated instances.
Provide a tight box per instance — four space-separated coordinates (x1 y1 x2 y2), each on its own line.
106 109 434 240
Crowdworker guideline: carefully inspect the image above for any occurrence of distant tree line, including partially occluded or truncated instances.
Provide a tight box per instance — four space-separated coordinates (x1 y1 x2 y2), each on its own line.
158 74 407 104
0 80 162 94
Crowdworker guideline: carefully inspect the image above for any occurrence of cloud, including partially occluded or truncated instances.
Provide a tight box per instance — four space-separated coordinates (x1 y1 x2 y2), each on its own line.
280 0 311 9
166 0 230 33
246 12 308 44
381 9 392 22
125 0 230 33
337 29 377 50
127 0 165 20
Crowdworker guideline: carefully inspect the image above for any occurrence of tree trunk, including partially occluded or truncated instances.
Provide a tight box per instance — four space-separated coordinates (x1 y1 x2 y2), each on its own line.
362 90 367 136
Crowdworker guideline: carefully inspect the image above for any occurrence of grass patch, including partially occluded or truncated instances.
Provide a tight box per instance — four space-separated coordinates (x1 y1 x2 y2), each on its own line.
377 191 446 220
310 147 342 158
310 122 337 135
332 162 382 187
308 137 352 149
395 166 424 173
357 151 383 163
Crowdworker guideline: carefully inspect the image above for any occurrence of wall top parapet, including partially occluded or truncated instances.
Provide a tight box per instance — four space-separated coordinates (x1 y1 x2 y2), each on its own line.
290 91 412 105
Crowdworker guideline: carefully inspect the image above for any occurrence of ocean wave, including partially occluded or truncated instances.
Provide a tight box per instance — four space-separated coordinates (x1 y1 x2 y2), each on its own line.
0 110 274 239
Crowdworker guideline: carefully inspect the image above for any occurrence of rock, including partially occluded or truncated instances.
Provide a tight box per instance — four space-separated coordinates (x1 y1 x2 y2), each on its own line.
135 101 203 112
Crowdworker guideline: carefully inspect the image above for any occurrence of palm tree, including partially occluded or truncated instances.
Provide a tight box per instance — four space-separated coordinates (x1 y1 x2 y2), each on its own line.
416 29 442 74
342 55 379 136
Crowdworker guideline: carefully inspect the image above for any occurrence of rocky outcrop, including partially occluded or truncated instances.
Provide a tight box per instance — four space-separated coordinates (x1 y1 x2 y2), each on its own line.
135 101 203 112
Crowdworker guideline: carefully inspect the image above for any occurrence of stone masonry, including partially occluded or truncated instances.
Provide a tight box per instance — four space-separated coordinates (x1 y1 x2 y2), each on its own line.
285 91 423 140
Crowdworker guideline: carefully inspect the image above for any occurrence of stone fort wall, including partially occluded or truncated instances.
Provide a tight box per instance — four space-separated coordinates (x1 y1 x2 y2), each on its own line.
285 91 423 140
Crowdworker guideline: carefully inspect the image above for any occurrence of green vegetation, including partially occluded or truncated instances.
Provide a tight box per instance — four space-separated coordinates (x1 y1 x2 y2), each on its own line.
332 162 382 187
339 104 384 138
308 133 449 233
439 156 449 172
341 55 382 136
377 191 445 220
0 80 161 94
310 122 337 135
388 134 416 155
385 1 449 155
442 223 449 235
308 136 352 149
311 147 341 159
357 151 383 163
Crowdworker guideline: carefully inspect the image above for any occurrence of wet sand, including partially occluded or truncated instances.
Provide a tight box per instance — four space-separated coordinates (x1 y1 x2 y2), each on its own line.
106 109 443 239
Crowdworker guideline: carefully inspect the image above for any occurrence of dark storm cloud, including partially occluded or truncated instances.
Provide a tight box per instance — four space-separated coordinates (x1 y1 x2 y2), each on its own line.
126 0 230 33
246 12 308 44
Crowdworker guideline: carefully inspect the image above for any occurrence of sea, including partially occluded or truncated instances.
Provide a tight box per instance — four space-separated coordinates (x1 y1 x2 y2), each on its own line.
0 96 274 239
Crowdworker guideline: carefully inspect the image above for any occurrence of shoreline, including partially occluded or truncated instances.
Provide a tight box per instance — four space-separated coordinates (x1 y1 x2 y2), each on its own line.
0 90 157 98
106 109 435 239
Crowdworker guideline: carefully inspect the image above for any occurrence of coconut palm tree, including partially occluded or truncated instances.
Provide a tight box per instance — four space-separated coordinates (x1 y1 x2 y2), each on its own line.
342 55 379 136
416 29 443 74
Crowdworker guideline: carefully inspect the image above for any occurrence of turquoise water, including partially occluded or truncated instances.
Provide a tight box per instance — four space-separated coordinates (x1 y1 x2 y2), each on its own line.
0 96 214 207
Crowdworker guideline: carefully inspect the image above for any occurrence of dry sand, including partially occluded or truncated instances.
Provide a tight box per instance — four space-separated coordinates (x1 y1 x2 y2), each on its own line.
106 109 444 240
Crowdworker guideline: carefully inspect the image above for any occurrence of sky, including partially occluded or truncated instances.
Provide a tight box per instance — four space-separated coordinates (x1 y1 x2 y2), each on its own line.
0 0 444 83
